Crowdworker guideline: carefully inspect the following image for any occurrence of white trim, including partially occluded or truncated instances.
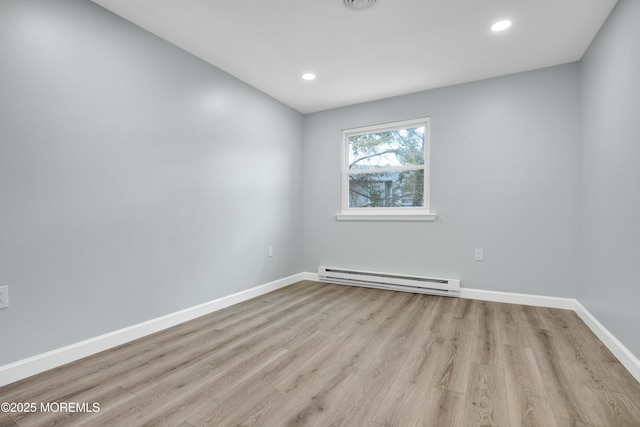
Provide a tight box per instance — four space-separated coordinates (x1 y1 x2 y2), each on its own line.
3 272 639 387
304 272 639 382
336 212 437 221
0 273 303 387
304 272 320 281
573 301 640 382
341 117 431 215
342 117 432 137
347 165 425 175
457 288 639 381
459 287 576 310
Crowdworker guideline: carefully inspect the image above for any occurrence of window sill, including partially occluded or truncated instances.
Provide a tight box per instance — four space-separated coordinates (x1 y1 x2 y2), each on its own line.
335 211 438 222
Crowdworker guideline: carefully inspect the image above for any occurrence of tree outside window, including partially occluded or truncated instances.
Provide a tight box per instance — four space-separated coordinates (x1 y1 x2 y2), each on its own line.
344 119 428 209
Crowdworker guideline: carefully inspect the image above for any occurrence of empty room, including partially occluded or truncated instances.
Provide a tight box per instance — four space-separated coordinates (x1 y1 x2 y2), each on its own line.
1 0 639 426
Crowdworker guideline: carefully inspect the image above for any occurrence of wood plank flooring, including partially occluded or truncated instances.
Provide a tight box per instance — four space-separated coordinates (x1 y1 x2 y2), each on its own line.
1 280 640 426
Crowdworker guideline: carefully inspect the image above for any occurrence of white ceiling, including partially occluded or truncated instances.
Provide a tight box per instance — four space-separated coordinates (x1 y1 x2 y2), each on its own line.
91 0 617 114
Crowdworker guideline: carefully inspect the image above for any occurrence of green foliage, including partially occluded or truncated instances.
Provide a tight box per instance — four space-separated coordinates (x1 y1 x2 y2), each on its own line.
348 127 424 169
349 170 424 208
348 127 425 207
349 127 424 207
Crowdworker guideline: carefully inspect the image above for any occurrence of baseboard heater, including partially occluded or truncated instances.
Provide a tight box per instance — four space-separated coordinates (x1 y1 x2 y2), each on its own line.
318 266 460 297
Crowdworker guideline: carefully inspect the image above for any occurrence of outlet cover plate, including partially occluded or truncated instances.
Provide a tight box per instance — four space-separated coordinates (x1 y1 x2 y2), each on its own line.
0 286 8 309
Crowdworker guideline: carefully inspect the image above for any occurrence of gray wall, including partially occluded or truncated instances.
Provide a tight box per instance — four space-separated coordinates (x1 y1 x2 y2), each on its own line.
303 64 580 297
0 0 303 365
578 0 640 357
2 0 637 369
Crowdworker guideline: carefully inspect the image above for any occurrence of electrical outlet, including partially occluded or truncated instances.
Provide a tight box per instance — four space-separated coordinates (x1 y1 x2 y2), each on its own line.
0 286 8 309
268 246 274 257
475 248 484 261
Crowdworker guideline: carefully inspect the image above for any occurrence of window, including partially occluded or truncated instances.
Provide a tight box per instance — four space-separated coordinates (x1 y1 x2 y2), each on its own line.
337 117 436 221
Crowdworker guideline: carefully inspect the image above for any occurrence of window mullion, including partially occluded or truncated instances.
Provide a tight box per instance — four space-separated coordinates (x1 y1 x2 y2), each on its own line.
347 165 424 175
341 117 431 215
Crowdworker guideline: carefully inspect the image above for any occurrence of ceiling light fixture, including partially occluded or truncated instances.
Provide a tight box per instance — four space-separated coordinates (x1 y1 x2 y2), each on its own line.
302 73 316 81
491 19 512 32
344 0 377 11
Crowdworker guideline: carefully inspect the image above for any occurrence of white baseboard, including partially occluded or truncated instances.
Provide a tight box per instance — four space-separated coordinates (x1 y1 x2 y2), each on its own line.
303 272 320 281
307 272 640 382
459 287 576 310
572 301 640 382
307 272 574 309
3 272 639 387
0 273 304 388
459 287 640 382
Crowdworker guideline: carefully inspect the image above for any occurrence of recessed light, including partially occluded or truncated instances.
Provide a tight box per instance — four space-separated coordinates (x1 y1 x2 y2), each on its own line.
344 0 376 11
302 73 316 81
491 19 512 32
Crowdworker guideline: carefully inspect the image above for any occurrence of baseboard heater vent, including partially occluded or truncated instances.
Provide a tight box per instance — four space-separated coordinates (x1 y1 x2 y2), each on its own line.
318 266 460 297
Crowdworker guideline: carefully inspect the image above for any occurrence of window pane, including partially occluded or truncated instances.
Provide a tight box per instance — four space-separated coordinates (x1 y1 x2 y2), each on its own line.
348 126 425 170
348 170 424 208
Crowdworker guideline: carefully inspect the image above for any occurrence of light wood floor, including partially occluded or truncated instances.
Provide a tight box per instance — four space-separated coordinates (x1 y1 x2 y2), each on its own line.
1 280 640 427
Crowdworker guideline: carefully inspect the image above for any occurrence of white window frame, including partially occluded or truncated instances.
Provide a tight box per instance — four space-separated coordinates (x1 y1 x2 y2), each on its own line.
337 117 437 221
